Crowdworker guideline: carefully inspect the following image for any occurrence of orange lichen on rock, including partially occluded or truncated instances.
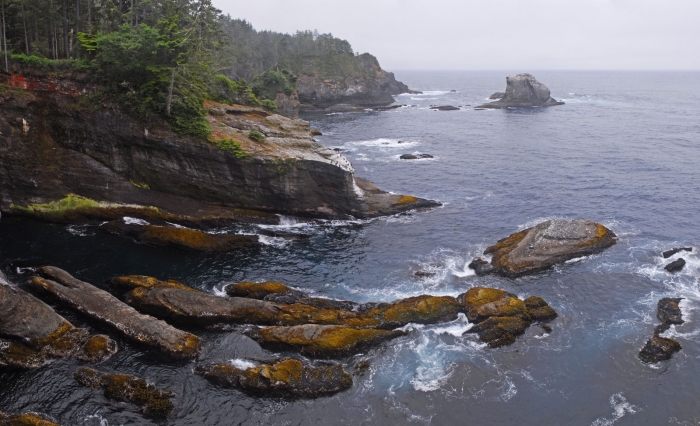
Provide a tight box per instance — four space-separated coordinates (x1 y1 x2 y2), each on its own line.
0 412 60 426
395 195 418 205
110 275 196 292
225 281 292 299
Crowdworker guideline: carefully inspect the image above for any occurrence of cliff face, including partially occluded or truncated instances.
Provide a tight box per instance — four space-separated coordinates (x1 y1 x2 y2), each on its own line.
283 54 412 110
0 73 437 224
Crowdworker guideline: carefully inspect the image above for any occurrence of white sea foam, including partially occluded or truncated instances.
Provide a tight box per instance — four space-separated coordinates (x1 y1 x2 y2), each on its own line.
123 216 149 226
83 414 109 426
591 393 638 426
345 138 420 149
229 358 257 370
66 224 94 237
258 235 290 249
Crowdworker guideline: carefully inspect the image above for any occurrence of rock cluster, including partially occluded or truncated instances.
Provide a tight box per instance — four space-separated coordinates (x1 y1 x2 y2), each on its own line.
469 219 617 278
638 298 683 363
477 74 564 109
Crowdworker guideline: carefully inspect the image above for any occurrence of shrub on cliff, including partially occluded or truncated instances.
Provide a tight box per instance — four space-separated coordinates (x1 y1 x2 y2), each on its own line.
209 74 262 107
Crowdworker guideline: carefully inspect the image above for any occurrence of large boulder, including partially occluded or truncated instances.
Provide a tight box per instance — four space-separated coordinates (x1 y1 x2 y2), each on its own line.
0 271 88 369
472 219 617 278
664 258 686 273
246 325 407 358
195 359 352 398
29 267 201 359
477 74 564 108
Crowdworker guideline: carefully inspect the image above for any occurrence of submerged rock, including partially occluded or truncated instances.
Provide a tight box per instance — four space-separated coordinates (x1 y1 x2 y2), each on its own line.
429 105 460 111
0 271 88 369
662 247 693 258
74 367 174 418
103 219 258 252
246 325 407 358
477 219 617 277
664 258 686 273
0 413 59 426
195 359 352 398
400 154 433 160
638 336 682 363
30 267 200 359
477 73 564 109
75 335 118 363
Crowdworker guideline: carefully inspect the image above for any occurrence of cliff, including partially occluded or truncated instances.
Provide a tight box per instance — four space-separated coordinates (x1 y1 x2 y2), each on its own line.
0 72 438 225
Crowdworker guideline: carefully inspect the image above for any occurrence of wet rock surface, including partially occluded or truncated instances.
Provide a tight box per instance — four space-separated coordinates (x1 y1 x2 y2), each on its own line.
75 335 118 363
74 367 174 418
195 359 353 398
467 258 493 276
246 325 408 358
639 298 684 363
662 247 692 258
664 258 686 273
0 271 88 369
657 298 684 326
476 219 617 277
400 154 433 160
29 267 200 359
224 281 306 303
477 73 564 109
429 105 460 111
0 412 60 426
460 287 557 347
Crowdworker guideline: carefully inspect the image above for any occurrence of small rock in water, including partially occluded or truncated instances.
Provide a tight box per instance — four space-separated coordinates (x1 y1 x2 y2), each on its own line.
353 360 371 376
414 270 436 277
468 258 493 276
657 298 684 325
400 154 433 160
450 89 457 92
662 247 692 258
638 336 682 363
540 324 553 333
429 105 460 111
664 258 686 273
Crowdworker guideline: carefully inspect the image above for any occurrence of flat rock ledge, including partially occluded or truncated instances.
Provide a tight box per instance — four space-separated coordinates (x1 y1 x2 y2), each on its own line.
195 359 352 399
477 73 564 109
0 412 60 426
639 298 683 363
30 267 200 359
0 271 88 369
469 219 617 278
460 287 557 347
75 367 174 418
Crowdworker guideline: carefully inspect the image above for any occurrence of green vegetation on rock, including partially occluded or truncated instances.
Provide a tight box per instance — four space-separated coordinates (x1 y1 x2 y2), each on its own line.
11 194 100 216
213 139 250 158
248 131 266 142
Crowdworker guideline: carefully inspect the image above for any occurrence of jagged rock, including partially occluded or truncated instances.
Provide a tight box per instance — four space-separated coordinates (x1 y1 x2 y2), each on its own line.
477 74 564 108
353 360 371 376
662 247 692 258
74 367 174 418
400 154 433 160
477 219 617 277
489 92 505 100
29 267 200 359
657 298 684 326
664 258 686 273
103 219 258 252
195 359 352 398
467 258 493 276
75 335 118 363
429 105 460 111
0 412 60 426
524 296 558 321
638 336 682 363
0 270 88 369
246 324 407 358
224 281 307 303
466 317 531 348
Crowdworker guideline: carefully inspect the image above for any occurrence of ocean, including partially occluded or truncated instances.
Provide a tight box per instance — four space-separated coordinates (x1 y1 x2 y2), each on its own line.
1 70 699 425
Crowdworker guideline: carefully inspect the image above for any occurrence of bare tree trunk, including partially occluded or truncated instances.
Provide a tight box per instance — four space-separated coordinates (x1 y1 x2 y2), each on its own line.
87 0 91 31
22 2 30 55
1 0 8 72
75 0 80 59
166 68 175 116
62 0 69 58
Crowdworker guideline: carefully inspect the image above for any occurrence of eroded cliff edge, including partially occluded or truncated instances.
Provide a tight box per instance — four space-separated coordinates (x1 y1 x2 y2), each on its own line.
0 73 438 224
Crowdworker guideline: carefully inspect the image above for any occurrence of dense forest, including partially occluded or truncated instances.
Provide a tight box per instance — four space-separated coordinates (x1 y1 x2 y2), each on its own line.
0 0 364 137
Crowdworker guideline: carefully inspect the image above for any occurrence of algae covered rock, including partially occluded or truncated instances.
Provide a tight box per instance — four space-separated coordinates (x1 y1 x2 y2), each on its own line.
638 336 682 363
74 367 174 418
0 271 88 369
356 295 461 329
466 296 525 323
524 296 558 321
110 275 195 292
75 335 118 363
657 298 684 326
246 324 408 358
478 219 617 278
0 412 60 426
30 267 201 359
466 316 531 348
195 359 352 398
224 281 307 303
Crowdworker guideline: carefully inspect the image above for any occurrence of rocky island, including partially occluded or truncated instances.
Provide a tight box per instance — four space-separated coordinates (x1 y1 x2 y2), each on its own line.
477 73 564 109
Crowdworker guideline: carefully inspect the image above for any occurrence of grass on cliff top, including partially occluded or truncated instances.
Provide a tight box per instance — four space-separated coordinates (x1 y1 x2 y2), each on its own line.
11 194 101 214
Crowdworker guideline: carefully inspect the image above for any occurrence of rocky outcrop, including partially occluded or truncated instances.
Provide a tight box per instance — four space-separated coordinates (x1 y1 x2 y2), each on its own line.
75 335 118 363
0 74 438 224
662 247 692 258
470 219 617 278
29 267 200 359
245 325 408 358
0 270 88 369
639 298 684 363
664 258 686 273
224 281 306 302
0 413 60 426
74 367 174 418
477 74 564 109
103 219 258 252
290 53 414 110
460 287 557 347
195 359 352 398
489 92 505 100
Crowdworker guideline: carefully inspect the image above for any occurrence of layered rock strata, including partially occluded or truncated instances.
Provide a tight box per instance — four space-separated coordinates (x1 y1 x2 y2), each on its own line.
195 359 353 398
0 271 88 369
477 73 564 109
29 267 200 359
74 367 174 418
470 219 617 278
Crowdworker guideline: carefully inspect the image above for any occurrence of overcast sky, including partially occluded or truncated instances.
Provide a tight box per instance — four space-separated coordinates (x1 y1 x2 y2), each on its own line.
214 0 700 70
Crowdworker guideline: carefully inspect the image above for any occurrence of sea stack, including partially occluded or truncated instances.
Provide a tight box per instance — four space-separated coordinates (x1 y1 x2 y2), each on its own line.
478 73 564 109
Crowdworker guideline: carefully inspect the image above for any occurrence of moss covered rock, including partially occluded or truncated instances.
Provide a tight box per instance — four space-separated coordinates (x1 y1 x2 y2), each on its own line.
459 287 512 311
195 359 352 398
75 335 118 363
110 275 196 293
638 336 682 363
74 367 174 418
466 296 526 323
0 412 60 426
246 325 407 358
353 295 461 329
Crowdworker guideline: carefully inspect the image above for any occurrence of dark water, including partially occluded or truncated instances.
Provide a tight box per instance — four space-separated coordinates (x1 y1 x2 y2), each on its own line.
2 71 700 425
